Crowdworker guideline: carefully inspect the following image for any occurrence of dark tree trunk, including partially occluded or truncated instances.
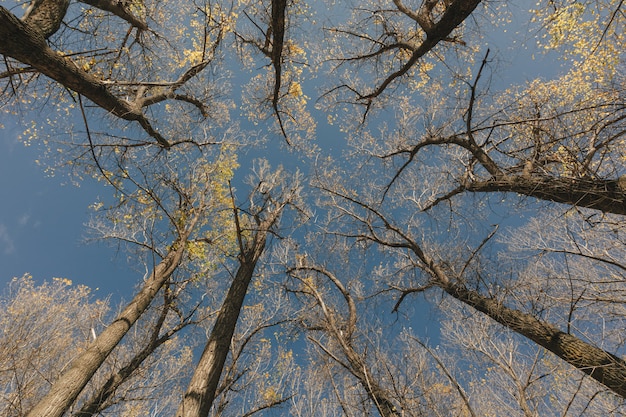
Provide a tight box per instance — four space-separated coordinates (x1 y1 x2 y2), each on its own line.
443 282 626 398
466 176 626 216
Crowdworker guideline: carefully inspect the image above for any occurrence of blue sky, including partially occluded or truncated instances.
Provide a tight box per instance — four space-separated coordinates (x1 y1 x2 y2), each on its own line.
0 117 133 298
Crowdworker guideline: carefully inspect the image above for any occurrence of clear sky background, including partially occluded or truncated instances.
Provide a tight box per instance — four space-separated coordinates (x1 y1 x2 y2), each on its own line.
0 115 133 298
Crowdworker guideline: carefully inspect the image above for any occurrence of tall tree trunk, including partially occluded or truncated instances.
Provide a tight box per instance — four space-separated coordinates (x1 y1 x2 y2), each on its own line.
73 299 190 417
25 237 190 417
175 226 268 417
443 282 626 398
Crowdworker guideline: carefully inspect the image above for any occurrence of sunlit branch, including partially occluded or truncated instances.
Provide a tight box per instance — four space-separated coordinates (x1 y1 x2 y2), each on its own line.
80 0 148 29
410 336 478 417
459 224 498 277
391 283 434 312
289 264 358 339
538 248 626 274
337 41 417 64
239 396 293 417
0 6 173 147
361 0 481 101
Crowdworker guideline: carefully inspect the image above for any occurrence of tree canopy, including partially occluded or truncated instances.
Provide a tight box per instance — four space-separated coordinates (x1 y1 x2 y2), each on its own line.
2 0 626 416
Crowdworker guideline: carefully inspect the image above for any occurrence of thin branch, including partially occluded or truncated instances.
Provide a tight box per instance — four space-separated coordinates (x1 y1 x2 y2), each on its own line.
391 283 434 312
459 224 498 277
79 93 128 197
240 396 293 417
411 336 477 417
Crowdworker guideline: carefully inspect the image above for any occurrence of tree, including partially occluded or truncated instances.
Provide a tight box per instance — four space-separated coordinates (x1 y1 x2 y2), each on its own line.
1 0 228 148
209 277 297 417
0 275 108 417
3 0 626 415
441 299 624 416
72 281 199 417
283 244 477 417
176 161 306 417
287 263 403 417
312 168 626 398
24 142 238 417
302 0 626 406
0 275 194 417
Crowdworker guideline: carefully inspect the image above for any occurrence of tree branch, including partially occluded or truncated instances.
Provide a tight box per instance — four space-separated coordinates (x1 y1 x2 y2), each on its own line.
442 281 626 399
79 0 148 29
0 6 171 147
465 175 626 216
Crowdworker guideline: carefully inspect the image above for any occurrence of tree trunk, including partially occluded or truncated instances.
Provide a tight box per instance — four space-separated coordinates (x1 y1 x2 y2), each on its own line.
443 282 626 398
25 240 189 417
466 175 626 216
175 228 268 417
73 300 187 417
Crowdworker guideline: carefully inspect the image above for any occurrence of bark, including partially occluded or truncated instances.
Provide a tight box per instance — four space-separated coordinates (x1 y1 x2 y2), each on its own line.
269 0 288 140
443 282 626 398
175 224 270 417
79 0 148 29
465 175 626 216
73 335 163 417
22 0 70 39
0 6 170 147
73 300 189 417
423 0 482 42
25 235 191 417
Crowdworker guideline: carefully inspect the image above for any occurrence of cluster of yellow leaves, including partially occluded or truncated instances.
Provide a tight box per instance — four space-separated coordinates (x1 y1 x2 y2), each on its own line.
74 56 101 77
533 0 624 80
285 41 306 59
538 3 596 51
408 60 436 92
263 386 280 402
181 146 240 269
289 81 304 98
127 0 145 20
181 49 205 67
